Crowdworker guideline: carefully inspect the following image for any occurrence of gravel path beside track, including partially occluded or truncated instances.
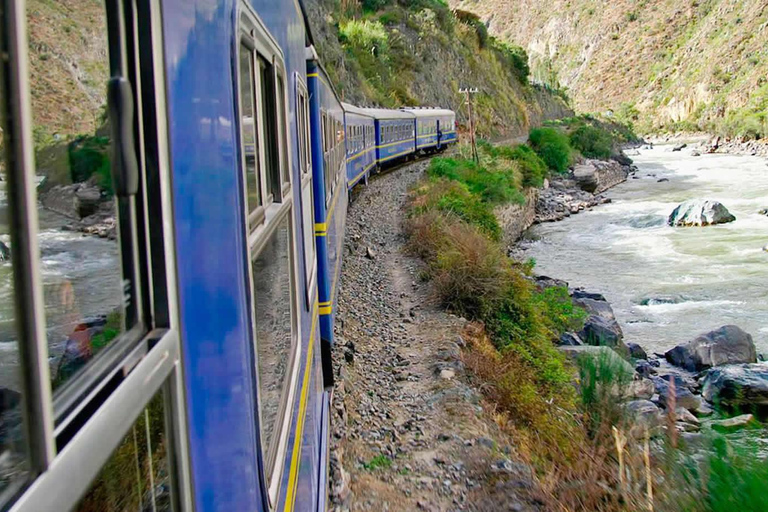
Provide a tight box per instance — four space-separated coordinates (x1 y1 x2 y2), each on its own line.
329 161 545 512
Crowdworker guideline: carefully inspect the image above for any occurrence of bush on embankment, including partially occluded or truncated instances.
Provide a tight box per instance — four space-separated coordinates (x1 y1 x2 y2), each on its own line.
528 127 573 174
531 114 640 170
406 143 586 455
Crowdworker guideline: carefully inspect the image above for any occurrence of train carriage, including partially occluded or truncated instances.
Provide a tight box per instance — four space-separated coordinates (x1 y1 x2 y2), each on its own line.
341 103 376 189
360 108 417 166
402 107 458 151
306 61 347 387
0 1 456 511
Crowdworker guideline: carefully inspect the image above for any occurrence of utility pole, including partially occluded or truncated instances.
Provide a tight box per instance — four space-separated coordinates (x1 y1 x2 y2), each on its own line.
459 87 479 162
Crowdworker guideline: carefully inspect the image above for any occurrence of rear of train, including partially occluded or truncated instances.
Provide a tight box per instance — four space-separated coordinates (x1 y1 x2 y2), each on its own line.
0 0 333 511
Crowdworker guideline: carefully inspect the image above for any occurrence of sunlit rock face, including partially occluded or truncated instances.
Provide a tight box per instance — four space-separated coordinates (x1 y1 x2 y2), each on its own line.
668 199 736 227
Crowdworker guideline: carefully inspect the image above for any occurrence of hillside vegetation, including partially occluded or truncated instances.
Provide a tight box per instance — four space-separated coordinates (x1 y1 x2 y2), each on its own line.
303 0 572 138
452 0 768 138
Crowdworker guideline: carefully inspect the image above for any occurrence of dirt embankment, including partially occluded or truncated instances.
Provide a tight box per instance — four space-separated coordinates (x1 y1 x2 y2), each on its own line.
330 162 545 512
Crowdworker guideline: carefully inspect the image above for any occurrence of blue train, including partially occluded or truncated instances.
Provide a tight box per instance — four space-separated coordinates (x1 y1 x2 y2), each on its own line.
0 1 456 511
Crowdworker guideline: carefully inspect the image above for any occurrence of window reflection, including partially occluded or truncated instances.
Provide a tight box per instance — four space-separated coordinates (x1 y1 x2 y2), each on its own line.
75 393 170 512
239 42 261 214
25 1 126 394
0 104 30 501
251 213 294 472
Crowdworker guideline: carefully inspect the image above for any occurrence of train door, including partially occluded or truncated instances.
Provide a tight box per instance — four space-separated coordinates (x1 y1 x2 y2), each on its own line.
0 0 191 510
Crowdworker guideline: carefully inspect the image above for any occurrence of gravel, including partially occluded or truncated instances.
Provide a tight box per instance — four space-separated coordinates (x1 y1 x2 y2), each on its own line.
329 161 544 512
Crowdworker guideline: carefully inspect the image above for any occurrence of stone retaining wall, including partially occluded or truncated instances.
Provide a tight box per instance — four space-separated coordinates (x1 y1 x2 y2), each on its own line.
494 187 539 248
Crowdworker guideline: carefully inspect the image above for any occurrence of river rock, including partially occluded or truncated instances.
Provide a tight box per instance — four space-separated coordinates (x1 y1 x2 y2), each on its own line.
0 241 9 262
75 185 102 218
651 375 701 411
559 345 634 377
626 377 655 400
759 208 768 216
627 343 647 360
558 332 583 346
534 275 568 291
573 294 624 348
571 289 606 302
624 400 662 429
672 143 687 152
668 199 736 227
675 407 700 425
578 316 624 348
573 159 628 194
710 414 758 433
665 325 757 372
701 363 768 412
635 360 656 378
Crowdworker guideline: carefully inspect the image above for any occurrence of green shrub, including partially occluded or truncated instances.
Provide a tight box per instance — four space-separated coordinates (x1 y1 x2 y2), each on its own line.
533 286 587 334
428 153 524 206
474 21 489 48
68 135 113 195
339 19 389 54
497 42 530 83
410 178 502 240
362 0 389 13
499 144 547 188
568 123 613 159
577 350 632 435
529 127 573 174
378 9 403 25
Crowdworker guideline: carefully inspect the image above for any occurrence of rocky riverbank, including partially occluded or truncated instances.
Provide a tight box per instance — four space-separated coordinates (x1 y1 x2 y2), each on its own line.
534 158 636 226
646 133 768 158
38 178 116 239
542 271 768 441
513 147 768 459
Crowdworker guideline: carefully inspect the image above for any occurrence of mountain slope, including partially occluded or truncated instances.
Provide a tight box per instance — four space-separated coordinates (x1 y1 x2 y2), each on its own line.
452 0 768 137
303 0 572 138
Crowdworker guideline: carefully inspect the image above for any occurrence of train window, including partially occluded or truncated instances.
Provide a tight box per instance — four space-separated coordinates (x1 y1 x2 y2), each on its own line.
0 1 190 510
297 83 311 176
296 78 314 304
250 211 297 491
238 42 263 215
239 4 301 503
258 56 281 202
22 0 132 399
0 78 31 501
75 392 169 512
276 74 290 194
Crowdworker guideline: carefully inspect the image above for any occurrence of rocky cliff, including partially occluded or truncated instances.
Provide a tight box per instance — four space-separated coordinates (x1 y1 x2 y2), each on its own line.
303 0 572 139
451 0 768 138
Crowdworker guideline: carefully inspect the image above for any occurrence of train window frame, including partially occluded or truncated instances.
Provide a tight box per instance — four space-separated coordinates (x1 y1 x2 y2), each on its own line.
238 2 302 506
239 8 292 231
295 74 315 309
0 0 193 511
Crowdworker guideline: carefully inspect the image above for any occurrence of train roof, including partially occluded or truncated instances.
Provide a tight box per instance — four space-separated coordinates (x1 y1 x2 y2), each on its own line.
356 107 416 120
400 107 455 118
342 103 376 119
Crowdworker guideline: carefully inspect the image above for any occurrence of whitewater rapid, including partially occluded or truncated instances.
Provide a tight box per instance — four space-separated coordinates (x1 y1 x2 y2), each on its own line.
523 145 768 355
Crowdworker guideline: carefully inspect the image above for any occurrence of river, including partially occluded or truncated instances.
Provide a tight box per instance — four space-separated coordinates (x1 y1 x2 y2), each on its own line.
522 146 768 356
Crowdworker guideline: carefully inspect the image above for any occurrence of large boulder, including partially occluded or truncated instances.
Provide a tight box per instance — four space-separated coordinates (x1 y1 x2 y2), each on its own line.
665 325 756 372
559 345 634 377
573 294 625 348
573 159 628 194
668 199 736 227
624 400 663 430
651 375 701 411
710 414 758 433
701 364 768 412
